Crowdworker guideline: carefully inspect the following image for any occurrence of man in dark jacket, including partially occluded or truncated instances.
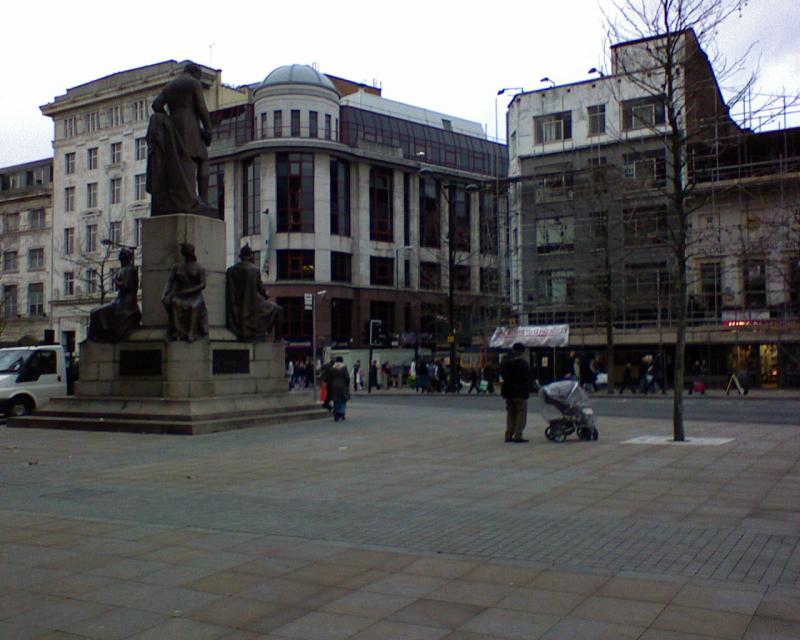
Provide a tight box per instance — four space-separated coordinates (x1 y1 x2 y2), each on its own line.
499 342 532 443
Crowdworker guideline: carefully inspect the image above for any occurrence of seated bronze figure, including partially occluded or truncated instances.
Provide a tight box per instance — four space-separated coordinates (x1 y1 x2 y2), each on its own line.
161 243 208 342
87 248 141 342
226 244 283 341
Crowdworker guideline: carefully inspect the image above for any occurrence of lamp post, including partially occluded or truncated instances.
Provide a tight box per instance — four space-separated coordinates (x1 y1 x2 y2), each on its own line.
311 289 327 401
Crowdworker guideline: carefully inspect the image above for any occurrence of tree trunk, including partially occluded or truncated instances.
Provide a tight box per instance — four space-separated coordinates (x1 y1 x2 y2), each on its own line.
673 257 687 441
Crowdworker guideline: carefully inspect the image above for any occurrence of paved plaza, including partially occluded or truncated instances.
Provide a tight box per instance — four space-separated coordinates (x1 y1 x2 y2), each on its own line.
1 395 798 639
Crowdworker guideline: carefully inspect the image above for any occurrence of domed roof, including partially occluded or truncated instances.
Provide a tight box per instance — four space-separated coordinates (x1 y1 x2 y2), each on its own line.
261 64 338 93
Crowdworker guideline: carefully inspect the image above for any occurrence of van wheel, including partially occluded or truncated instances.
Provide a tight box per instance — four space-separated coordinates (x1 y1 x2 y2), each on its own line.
8 397 33 417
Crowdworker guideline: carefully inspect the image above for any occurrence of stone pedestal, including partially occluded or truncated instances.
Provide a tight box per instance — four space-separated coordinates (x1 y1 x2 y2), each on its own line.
10 214 325 435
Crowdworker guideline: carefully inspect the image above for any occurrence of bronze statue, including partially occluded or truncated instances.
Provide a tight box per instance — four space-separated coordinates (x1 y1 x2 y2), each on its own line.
226 245 283 341
87 248 141 342
161 243 208 342
146 61 217 217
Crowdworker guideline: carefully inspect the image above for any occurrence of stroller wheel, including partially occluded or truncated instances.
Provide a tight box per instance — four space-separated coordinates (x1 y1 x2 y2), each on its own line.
545 426 556 441
592 429 599 441
577 427 590 441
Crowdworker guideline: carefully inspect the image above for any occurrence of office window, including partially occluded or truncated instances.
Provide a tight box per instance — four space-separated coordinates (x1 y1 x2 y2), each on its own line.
135 137 147 161
132 99 148 122
369 167 393 242
208 164 224 213
331 298 353 343
63 117 76 138
64 227 75 254
370 256 394 287
110 142 122 164
325 114 332 140
134 218 143 246
479 193 498 254
242 157 261 235
2 285 17 318
28 283 44 316
29 209 46 229
4 211 20 232
419 177 441 248
260 112 267 138
419 261 441 290
276 152 314 232
588 104 606 135
622 95 666 130
624 263 669 305
536 269 575 304
85 111 99 133
273 110 283 137
330 252 352 283
64 152 76 174
624 206 668 246
108 105 123 127
536 217 575 253
110 177 122 204
534 111 572 143
109 221 121 245
330 158 351 236
700 262 722 318
275 297 312 341
63 272 75 296
480 268 499 294
454 265 471 292
2 251 18 272
85 269 98 294
276 250 315 280
28 248 45 270
86 224 98 252
291 109 301 136
743 260 767 308
64 187 75 212
309 110 318 138
135 174 147 200
449 185 471 252
86 183 98 208
87 147 98 170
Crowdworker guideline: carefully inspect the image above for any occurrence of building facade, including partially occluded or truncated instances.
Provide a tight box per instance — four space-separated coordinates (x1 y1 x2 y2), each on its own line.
506 30 800 387
0 159 54 345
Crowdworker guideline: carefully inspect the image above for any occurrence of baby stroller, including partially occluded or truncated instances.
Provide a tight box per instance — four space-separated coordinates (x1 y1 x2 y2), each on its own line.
540 380 599 442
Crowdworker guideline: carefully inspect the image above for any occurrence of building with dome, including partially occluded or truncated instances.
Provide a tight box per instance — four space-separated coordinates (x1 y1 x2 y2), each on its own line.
38 61 507 358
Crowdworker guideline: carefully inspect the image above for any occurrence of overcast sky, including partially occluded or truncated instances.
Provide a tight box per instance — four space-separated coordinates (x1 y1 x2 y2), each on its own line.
1 0 797 167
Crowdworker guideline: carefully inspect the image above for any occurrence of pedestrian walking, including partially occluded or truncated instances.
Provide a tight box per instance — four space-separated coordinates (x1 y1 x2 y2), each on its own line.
322 356 350 421
467 368 480 394
352 360 361 392
369 360 379 391
500 342 532 443
618 362 636 394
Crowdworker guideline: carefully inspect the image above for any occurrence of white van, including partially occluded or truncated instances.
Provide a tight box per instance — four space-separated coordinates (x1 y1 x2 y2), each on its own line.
0 345 68 418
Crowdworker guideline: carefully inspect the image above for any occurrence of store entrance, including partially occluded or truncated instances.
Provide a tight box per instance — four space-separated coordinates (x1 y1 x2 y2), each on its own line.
759 344 779 386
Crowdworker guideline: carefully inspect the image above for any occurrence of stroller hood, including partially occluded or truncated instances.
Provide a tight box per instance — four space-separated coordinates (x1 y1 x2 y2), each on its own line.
541 380 592 408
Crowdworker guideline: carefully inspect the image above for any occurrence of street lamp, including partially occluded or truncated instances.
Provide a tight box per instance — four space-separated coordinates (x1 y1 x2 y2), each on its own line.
587 67 605 77
495 86 524 144
540 77 556 88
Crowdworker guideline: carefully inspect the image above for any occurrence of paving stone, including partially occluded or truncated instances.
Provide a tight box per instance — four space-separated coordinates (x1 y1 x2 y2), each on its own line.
124 616 230 640
569 595 665 627
273 610 375 640
388 598 484 629
651 603 752 639
61 606 167 640
460 608 557 639
322 590 417 618
494 587 586 616
350 620 450 640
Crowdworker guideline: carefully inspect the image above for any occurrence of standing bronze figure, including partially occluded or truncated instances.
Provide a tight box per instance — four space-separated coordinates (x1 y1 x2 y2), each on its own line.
146 61 217 217
161 243 209 342
225 245 283 341
87 248 142 342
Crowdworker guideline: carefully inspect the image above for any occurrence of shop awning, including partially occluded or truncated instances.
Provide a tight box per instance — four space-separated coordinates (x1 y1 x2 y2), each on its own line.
489 324 570 349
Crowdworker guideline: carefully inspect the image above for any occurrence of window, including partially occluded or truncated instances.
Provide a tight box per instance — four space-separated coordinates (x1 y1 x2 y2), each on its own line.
108 105 123 127
109 221 121 245
330 159 350 236
63 272 75 296
135 174 147 200
276 152 314 232
63 117 76 138
2 251 18 272
110 177 122 204
536 217 575 253
330 252 352 283
4 211 20 232
700 262 721 318
28 248 45 270
743 260 767 308
331 298 353 343
110 142 122 165
260 112 267 138
370 300 395 336
370 256 394 287
622 95 666 130
85 269 98 294
623 151 665 186
243 158 261 235
28 283 44 316
86 182 98 208
534 111 572 143
87 147 98 170
419 261 441 290
86 224 98 252
479 193 498 255
132 99 148 122
624 263 669 305
85 111 99 133
135 137 147 161
536 269 575 305
309 111 318 138
275 297 312 341
449 185 471 252
325 114 332 140
480 268 499 294
2 285 17 318
134 218 143 246
63 227 75 254
454 265 471 292
208 164 224 213
588 104 606 135
624 206 668 246
276 250 315 280
791 256 800 312
419 177 441 248
589 210 609 246
291 110 301 136
64 187 75 212
273 110 283 137
370 167 393 242
534 172 574 202
29 209 46 229
64 152 76 175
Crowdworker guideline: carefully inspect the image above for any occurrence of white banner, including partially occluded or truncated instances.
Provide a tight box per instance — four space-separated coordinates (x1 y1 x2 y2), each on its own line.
489 324 570 349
